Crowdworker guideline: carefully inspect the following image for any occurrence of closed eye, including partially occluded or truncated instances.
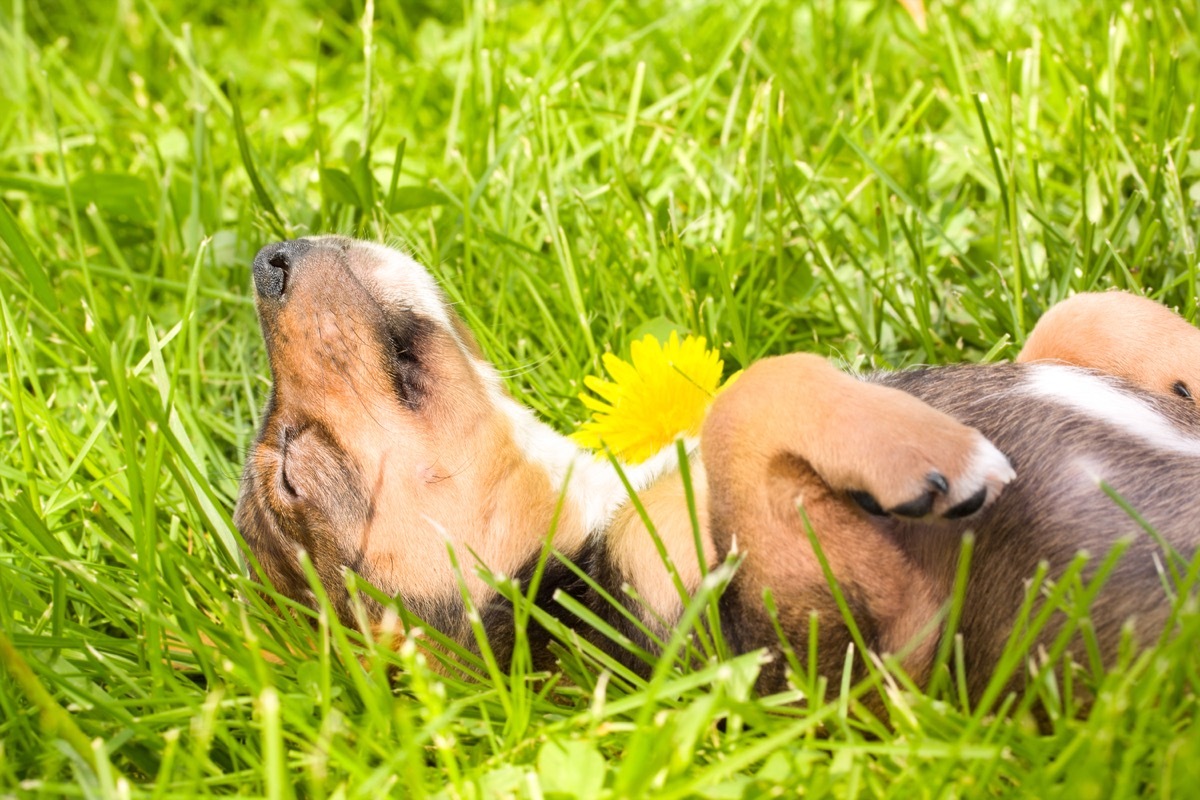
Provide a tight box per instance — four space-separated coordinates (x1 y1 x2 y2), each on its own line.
1173 381 1193 401
388 328 420 367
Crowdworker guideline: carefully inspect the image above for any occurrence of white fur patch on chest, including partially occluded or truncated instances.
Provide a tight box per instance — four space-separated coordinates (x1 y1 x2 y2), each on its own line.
468 348 689 535
495 390 692 535
1024 364 1200 457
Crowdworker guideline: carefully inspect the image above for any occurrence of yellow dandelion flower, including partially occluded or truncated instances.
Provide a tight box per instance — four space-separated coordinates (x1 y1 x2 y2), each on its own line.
572 332 739 463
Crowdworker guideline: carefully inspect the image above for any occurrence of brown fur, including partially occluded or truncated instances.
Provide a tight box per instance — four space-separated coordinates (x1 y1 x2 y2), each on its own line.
1019 291 1200 399
606 463 713 633
237 240 590 623
237 239 1200 706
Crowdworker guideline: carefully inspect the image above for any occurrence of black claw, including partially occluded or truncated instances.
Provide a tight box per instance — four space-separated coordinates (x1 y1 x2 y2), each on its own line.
927 471 949 495
945 486 989 519
850 490 887 517
889 492 935 518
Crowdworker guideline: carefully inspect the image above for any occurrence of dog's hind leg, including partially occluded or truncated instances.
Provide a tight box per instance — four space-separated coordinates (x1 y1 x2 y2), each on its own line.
1019 291 1200 401
705 355 1014 523
700 354 1014 697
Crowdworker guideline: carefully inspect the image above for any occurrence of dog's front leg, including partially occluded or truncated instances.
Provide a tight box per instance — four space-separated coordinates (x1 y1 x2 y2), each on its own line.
700 354 1014 697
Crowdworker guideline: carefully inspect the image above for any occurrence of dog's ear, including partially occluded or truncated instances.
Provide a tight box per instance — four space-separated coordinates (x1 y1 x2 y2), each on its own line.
1019 291 1200 401
233 469 313 611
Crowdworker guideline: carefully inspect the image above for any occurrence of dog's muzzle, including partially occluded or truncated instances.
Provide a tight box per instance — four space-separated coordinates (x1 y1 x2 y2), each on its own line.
252 239 314 302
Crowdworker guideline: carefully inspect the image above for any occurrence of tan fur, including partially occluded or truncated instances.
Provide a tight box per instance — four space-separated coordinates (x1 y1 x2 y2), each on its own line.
701 356 963 684
704 355 1005 514
1019 291 1200 396
239 238 1200 702
606 462 713 630
242 242 590 611
896 0 926 29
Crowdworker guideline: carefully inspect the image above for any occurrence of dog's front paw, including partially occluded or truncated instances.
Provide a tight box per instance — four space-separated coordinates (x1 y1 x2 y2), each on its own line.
847 411 1016 522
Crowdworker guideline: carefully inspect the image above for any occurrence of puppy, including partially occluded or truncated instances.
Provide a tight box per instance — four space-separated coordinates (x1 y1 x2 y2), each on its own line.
235 236 1200 703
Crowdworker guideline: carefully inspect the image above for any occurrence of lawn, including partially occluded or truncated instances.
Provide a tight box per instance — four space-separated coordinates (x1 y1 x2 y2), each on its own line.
2 0 1200 796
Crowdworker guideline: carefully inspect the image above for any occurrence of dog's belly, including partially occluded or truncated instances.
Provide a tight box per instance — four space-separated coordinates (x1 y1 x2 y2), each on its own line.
872 363 1200 691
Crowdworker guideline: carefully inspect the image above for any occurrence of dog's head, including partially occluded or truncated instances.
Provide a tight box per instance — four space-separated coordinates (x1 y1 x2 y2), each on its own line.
234 237 588 625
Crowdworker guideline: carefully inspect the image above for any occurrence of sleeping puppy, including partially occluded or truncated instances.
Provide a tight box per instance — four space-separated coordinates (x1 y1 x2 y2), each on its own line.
235 236 1200 703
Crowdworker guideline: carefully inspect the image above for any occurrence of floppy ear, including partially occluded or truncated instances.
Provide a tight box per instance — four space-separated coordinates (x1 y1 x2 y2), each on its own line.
234 471 312 610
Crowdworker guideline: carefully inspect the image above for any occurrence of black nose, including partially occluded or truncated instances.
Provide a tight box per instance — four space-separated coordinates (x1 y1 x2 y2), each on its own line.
252 239 312 300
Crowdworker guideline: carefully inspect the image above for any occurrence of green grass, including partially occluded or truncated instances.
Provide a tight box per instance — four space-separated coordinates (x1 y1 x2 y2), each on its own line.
3 0 1200 795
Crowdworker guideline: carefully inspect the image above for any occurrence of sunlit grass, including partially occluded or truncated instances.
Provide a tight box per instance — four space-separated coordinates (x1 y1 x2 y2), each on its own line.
2 0 1200 795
